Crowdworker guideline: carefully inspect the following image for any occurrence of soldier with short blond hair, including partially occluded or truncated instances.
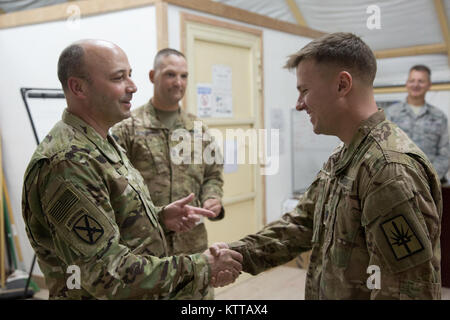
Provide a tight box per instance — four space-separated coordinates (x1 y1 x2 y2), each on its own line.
211 32 442 299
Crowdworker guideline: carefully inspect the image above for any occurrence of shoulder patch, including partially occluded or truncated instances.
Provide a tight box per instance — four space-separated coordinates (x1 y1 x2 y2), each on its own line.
73 213 105 244
380 214 424 260
48 188 79 223
43 178 115 258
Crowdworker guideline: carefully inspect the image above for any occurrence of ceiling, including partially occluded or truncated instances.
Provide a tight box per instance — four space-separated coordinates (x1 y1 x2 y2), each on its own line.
2 0 450 85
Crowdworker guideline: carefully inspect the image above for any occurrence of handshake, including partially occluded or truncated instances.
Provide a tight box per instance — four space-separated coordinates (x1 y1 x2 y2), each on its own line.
203 242 243 288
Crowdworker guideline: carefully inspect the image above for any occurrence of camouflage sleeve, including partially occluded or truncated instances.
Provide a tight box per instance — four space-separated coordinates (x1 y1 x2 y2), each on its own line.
199 125 224 205
361 162 441 299
111 120 133 157
432 116 450 179
229 179 318 275
36 158 210 299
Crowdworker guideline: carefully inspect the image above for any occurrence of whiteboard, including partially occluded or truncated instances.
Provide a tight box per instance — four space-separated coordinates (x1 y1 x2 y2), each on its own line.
291 109 340 194
21 88 66 145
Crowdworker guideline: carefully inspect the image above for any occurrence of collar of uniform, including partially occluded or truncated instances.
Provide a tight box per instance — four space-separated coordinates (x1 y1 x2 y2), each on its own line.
334 109 385 174
174 108 194 131
400 100 429 118
62 109 121 164
145 100 165 129
146 99 195 131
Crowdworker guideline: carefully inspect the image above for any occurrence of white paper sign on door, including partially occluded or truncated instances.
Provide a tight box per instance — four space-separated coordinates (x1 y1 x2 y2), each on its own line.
197 83 213 118
212 65 233 118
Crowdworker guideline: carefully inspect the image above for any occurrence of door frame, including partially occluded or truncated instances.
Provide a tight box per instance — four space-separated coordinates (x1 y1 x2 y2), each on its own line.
180 12 267 227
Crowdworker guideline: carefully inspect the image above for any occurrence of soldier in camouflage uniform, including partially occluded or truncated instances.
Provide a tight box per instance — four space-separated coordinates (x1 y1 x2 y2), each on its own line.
111 50 224 257
384 65 450 181
22 40 242 299
211 33 442 299
112 49 224 299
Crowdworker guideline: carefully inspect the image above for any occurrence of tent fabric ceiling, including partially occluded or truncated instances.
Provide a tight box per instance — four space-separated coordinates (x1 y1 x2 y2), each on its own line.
214 0 450 85
216 0 448 51
2 0 450 84
0 0 64 13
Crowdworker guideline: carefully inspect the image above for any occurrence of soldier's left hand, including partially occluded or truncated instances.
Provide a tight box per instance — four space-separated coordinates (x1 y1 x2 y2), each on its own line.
203 198 222 217
163 193 216 232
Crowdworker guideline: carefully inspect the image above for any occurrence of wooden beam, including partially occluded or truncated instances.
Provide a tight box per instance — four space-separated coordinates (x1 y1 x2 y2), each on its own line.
285 0 307 26
374 43 447 59
374 83 450 94
0 0 159 29
0 0 325 39
434 0 450 65
166 0 325 38
155 0 168 50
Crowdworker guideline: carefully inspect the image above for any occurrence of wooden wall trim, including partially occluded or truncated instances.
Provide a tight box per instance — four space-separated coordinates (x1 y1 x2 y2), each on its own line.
433 0 450 66
181 12 263 37
0 0 325 40
285 0 307 27
374 43 447 59
374 83 450 94
0 0 159 29
167 0 324 38
155 0 169 50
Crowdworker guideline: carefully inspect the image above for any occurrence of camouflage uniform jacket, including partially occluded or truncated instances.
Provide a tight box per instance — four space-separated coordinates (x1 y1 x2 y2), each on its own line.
22 110 210 299
385 101 450 179
111 100 224 255
230 110 442 299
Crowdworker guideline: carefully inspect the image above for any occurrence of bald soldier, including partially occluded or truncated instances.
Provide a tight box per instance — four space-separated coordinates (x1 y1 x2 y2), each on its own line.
22 39 242 299
211 33 442 299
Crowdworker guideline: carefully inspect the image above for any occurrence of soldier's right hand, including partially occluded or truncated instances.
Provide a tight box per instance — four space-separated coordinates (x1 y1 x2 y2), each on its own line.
162 193 215 232
203 247 243 288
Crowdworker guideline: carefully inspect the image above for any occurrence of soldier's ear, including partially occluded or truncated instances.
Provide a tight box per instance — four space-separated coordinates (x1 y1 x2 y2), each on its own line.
149 70 155 84
337 71 352 97
67 77 88 98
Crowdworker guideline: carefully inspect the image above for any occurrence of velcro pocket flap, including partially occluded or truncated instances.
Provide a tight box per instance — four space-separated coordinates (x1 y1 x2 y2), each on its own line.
362 179 414 226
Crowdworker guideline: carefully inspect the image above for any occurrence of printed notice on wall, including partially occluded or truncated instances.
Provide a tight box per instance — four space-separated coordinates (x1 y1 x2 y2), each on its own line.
212 64 233 118
197 83 213 118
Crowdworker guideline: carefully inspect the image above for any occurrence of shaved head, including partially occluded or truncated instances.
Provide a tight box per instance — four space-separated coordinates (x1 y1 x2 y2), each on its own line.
58 39 125 91
153 48 185 70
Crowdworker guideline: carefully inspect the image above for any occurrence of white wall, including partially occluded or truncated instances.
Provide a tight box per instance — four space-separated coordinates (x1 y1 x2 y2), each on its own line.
0 6 158 277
